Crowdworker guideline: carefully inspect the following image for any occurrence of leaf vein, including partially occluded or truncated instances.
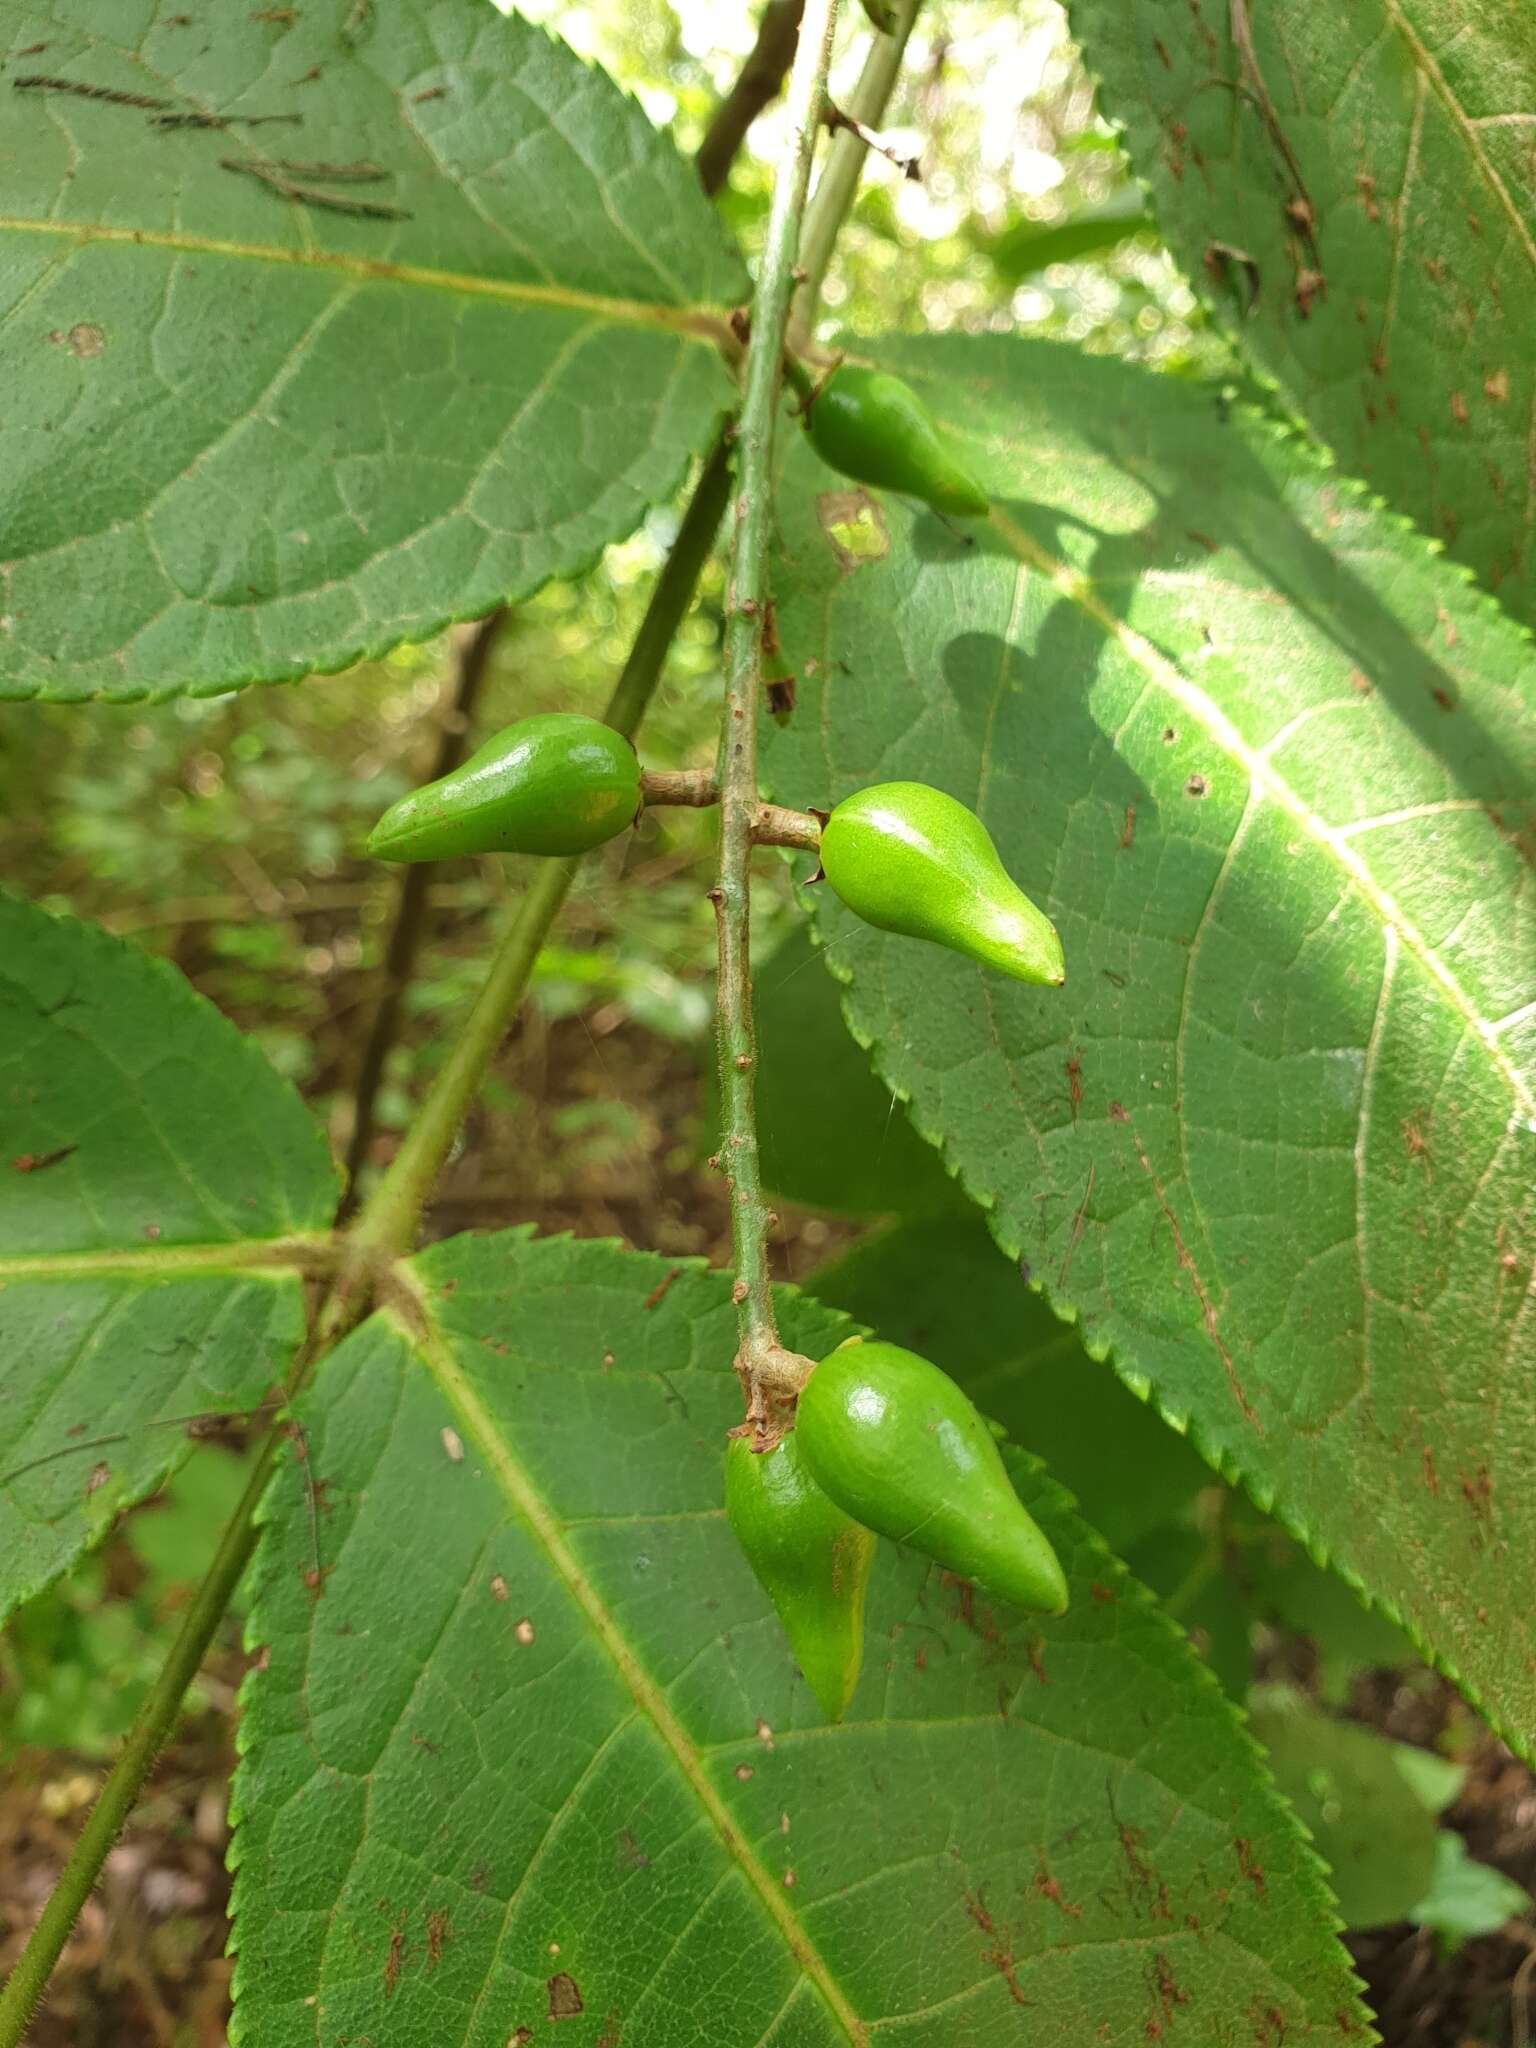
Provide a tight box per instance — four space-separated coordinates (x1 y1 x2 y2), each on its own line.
396 1284 869 2048
988 508 1533 1118
0 215 726 340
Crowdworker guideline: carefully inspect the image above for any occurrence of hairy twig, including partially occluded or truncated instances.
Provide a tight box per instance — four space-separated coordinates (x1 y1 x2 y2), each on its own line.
695 0 805 198
340 3 809 1234
712 0 841 1428
339 607 507 1217
0 17 832 2028
791 0 922 345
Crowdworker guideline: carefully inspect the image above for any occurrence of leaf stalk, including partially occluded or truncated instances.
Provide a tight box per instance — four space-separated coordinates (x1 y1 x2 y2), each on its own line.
0 443 732 2042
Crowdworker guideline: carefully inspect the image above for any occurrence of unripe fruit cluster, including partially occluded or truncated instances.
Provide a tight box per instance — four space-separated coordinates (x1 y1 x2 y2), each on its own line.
363 365 1061 1730
369 720 1063 987
728 1340 1068 1721
363 371 1064 1726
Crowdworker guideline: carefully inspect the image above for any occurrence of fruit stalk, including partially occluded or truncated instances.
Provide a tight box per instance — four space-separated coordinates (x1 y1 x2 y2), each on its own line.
712 0 840 1421
636 775 821 854
639 767 720 808
752 801 823 851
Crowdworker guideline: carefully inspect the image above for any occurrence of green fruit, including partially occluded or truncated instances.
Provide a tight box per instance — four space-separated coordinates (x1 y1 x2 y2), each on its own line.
819 781 1065 986
805 365 989 518
367 712 640 863
796 1340 1069 1615
726 1432 875 1722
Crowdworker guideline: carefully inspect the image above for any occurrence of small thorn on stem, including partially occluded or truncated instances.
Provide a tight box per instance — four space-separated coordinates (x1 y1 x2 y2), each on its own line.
820 96 922 179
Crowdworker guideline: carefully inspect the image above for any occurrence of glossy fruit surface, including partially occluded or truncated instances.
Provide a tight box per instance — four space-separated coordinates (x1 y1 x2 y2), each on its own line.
805 366 989 518
726 1432 875 1722
819 781 1065 986
796 1340 1069 1615
367 712 640 863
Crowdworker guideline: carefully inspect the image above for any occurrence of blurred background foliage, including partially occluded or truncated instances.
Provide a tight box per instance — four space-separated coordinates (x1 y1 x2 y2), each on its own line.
2 6 1532 2041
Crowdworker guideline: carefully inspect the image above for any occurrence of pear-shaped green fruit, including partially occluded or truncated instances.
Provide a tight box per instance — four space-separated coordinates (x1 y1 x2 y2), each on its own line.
726 1432 875 1722
796 1340 1069 1615
805 366 989 518
819 781 1065 986
367 712 640 863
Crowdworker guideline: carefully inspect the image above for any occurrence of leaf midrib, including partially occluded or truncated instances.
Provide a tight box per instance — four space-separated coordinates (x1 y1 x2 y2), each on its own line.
989 507 1534 1121
0 215 728 344
0 1233 330 1280
395 1277 867 2048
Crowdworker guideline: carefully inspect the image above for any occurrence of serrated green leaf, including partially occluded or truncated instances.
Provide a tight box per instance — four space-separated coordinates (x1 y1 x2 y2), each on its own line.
1067 0 1536 618
765 332 1536 1753
0 2 742 701
807 1215 1209 1553
0 893 335 1617
230 1230 1369 2044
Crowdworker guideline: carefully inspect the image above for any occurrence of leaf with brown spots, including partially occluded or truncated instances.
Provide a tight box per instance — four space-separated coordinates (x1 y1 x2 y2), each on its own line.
768 339 1536 1754
546 1973 584 2021
1069 0 1536 622
0 4 743 701
230 1233 1367 2043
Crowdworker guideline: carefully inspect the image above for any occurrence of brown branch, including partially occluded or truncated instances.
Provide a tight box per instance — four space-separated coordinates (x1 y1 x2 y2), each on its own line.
695 0 806 197
338 607 506 1216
